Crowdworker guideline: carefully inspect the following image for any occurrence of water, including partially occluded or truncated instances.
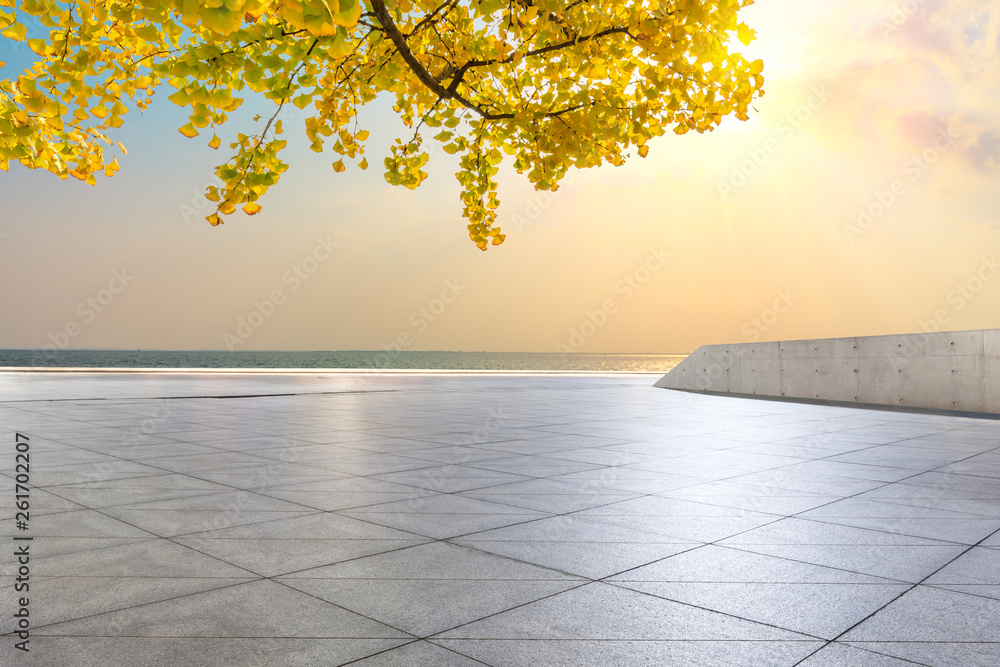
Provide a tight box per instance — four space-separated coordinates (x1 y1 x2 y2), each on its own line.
0 350 686 373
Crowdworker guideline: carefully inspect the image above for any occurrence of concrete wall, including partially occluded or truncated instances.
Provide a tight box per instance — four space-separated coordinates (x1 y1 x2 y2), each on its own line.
655 329 1000 414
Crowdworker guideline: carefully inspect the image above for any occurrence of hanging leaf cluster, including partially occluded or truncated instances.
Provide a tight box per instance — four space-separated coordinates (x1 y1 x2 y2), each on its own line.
0 0 764 249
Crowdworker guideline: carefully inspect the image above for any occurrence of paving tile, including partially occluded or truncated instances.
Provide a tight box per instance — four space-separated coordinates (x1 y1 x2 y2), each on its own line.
718 519 967 582
339 494 545 540
22 538 256 578
854 490 1000 518
431 639 823 666
545 468 705 494
0 508 156 539
176 469 347 490
454 477 623 497
350 640 491 666
536 448 660 466
17 638 409 666
393 445 515 465
0 576 256 635
174 535 428 578
46 473 230 491
181 510 427 541
10 536 156 561
464 456 602 477
279 540 582 581
41 579 410 638
575 495 777 519
614 580 907 640
454 515 698 578
277 542 583 635
44 486 230 510
0 488 85 513
99 508 316 538
434 581 813 640
796 643 930 666
174 512 430 576
371 466 533 493
575 493 782 526
459 490 638 514
844 641 1000 666
803 516 1000 545
576 512 779 543
723 543 964 584
285 578 582 638
924 546 1000 592
776 460 919 483
800 497 1000 521
609 543 896 584
842 585 1000 646
108 489 314 512
720 518 961 547
13 462 167 487
607 545 909 639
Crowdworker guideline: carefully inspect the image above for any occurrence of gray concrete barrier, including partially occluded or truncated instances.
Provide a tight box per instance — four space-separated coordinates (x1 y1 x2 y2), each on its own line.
655 329 1000 414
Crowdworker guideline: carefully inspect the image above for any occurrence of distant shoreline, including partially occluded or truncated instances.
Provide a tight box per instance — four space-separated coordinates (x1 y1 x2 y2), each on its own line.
0 367 665 375
0 350 687 374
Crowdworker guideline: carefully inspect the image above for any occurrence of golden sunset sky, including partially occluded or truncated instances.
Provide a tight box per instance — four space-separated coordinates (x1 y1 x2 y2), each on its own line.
1 0 998 353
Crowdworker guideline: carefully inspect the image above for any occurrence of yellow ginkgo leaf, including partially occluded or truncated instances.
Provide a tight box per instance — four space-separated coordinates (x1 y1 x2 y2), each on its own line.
207 213 223 226
208 134 221 149
328 30 353 58
638 145 649 158
736 23 757 47
0 22 26 42
178 123 199 138
358 157 368 170
242 202 262 215
26 39 53 56
332 159 345 173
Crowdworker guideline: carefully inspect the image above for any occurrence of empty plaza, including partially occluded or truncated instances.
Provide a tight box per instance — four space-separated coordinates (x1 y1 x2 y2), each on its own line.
2 372 999 666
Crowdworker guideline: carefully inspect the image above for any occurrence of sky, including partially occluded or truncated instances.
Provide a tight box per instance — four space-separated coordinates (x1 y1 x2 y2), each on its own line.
1 0 998 354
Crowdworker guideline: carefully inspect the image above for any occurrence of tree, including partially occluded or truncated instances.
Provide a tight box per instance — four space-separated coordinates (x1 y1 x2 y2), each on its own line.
0 0 764 249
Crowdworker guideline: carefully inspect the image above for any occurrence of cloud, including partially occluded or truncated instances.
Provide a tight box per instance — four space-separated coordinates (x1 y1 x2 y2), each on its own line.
762 0 1000 173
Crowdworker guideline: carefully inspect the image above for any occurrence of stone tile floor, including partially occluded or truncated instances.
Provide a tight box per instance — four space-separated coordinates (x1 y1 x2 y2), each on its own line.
1 371 999 665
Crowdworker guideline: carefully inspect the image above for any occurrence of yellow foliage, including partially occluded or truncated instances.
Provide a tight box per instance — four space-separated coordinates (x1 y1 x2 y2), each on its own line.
0 0 765 249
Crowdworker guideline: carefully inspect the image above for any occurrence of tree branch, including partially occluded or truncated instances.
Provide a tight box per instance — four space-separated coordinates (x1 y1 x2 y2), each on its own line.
369 0 454 100
370 0 617 121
